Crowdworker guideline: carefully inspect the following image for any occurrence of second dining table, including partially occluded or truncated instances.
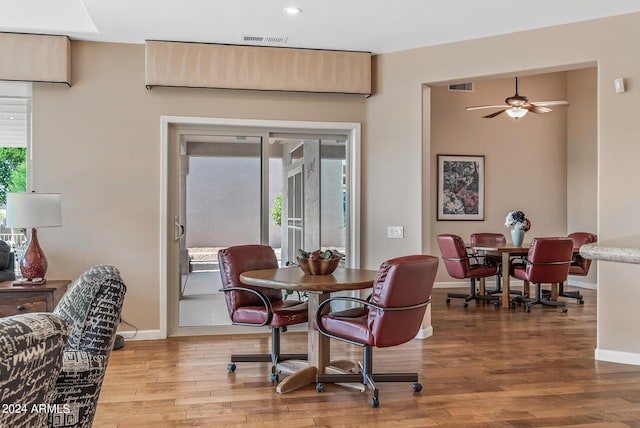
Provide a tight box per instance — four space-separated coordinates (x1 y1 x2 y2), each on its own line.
470 241 581 308
469 242 530 308
239 266 378 393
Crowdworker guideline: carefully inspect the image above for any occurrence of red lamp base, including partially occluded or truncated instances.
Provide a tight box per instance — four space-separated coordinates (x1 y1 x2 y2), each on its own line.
20 227 48 281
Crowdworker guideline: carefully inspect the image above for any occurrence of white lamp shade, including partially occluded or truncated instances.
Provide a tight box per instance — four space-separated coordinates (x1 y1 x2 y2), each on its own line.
506 107 528 119
6 192 62 228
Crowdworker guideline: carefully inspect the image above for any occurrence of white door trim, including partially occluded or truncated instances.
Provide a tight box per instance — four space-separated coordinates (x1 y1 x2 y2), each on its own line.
160 116 361 338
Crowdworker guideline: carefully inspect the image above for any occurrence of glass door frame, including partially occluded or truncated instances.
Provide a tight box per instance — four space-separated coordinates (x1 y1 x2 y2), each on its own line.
161 116 361 338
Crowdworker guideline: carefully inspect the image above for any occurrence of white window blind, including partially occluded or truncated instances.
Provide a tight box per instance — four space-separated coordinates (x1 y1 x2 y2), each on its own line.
0 82 30 149
0 97 28 148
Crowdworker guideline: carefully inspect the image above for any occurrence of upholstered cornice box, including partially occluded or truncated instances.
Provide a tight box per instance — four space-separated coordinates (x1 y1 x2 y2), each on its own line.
0 32 71 86
145 40 371 95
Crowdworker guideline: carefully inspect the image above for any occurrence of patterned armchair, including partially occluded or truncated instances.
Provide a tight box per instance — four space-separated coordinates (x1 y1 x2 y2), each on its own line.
0 313 69 428
0 240 16 282
48 264 127 428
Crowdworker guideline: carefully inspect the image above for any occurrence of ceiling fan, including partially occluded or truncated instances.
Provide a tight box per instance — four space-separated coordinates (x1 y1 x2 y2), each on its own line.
465 77 569 119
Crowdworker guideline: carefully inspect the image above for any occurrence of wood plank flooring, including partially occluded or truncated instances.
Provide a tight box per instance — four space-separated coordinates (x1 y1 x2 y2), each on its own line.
94 288 640 427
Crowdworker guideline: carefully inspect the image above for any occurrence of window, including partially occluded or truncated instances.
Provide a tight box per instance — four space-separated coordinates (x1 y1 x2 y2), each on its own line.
0 82 31 266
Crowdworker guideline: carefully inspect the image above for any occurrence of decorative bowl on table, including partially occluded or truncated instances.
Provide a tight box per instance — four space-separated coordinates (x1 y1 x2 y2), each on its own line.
296 249 344 275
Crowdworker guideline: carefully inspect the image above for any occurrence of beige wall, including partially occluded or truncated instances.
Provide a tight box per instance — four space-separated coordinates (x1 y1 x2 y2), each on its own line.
368 13 640 361
28 12 640 361
427 69 598 286
429 73 568 283
567 67 598 286
32 41 366 332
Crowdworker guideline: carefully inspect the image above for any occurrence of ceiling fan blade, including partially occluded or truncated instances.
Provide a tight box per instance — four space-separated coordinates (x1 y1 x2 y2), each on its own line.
466 104 510 111
482 109 507 118
530 100 570 107
528 105 552 114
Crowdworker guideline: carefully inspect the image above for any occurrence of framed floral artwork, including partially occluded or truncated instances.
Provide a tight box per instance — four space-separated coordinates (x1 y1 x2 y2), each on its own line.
437 154 484 220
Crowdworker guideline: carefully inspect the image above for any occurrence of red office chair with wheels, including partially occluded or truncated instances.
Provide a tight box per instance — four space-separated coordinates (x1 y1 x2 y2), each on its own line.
437 234 500 307
218 245 308 382
560 232 597 304
314 255 438 407
510 237 574 313
469 233 506 294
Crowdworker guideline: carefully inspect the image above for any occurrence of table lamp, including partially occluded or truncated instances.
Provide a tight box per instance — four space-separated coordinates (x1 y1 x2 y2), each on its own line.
6 192 62 284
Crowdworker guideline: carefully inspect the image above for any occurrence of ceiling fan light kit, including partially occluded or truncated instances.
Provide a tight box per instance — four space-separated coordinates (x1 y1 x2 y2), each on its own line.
505 107 528 119
466 77 569 120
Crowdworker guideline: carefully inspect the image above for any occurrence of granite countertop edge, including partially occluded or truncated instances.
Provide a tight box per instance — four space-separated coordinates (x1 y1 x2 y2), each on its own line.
580 242 640 264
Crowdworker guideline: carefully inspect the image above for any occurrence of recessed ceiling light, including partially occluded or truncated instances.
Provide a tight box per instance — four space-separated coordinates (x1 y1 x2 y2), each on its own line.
283 7 302 15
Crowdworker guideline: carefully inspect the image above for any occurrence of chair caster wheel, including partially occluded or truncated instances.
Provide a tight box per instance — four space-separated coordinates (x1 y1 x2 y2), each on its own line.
562 307 568 313
370 397 379 408
579 300 584 305
316 383 324 393
270 373 279 383
412 382 422 392
494 301 500 307
446 298 451 304
525 307 531 313
227 363 236 372
463 303 468 308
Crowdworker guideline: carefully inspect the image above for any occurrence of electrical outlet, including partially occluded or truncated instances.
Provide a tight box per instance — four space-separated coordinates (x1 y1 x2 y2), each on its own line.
387 226 404 239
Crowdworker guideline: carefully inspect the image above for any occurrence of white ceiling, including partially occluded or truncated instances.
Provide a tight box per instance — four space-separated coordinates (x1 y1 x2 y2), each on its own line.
2 0 640 54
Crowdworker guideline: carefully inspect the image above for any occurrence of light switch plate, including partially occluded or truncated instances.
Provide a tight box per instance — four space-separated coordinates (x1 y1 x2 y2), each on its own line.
387 226 404 239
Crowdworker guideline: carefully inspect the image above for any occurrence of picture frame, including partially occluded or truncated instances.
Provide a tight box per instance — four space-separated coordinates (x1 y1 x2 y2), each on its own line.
437 154 484 221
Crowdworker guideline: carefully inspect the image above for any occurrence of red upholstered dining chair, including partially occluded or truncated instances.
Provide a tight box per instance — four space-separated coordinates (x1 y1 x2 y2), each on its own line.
314 255 438 408
510 237 574 313
559 232 597 304
218 245 308 382
469 232 506 294
437 234 500 307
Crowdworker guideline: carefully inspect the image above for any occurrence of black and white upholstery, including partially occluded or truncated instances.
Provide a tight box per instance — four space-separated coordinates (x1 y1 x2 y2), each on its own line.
48 264 127 428
0 239 16 282
0 313 69 428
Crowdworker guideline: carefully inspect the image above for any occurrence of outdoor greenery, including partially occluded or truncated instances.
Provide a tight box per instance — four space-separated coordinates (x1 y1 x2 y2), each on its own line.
271 193 282 226
0 148 27 205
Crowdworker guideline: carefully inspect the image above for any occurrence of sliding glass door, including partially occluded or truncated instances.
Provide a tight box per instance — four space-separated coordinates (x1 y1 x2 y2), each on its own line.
178 135 262 327
166 119 359 336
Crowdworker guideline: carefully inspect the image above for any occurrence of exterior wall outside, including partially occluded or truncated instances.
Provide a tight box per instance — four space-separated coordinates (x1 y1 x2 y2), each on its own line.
185 156 345 250
321 158 347 248
185 156 281 248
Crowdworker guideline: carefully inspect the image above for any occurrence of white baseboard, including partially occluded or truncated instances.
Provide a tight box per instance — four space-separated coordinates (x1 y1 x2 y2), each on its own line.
434 281 470 289
116 329 164 341
595 348 640 366
116 323 309 341
415 326 433 339
435 279 597 290
566 279 597 290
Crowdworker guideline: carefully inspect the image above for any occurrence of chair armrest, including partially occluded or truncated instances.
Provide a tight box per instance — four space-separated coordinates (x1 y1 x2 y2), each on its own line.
510 255 527 265
527 260 572 266
218 286 274 326
56 350 110 386
315 296 431 343
444 254 495 268
442 255 473 263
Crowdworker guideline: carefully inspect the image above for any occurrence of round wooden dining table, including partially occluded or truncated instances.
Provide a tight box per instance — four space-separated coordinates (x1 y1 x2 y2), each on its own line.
240 267 377 393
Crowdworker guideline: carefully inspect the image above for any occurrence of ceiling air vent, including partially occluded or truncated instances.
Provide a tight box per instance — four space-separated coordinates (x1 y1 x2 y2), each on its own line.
448 82 474 92
241 35 289 45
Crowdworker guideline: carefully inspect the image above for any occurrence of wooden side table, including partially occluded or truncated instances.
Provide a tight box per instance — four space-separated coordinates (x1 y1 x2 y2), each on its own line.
0 280 71 317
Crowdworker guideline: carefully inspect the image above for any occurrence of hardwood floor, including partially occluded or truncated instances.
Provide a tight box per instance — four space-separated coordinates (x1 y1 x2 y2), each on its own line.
94 288 640 427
